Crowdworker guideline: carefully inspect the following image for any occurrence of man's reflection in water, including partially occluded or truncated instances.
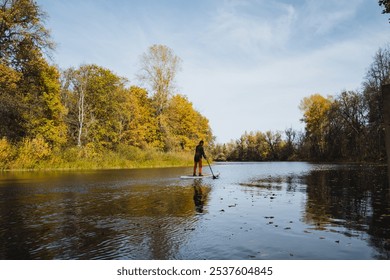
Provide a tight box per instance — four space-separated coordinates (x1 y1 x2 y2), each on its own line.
193 179 205 213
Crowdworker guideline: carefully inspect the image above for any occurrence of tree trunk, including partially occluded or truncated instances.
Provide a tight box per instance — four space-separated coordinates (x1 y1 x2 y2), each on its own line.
383 84 390 186
77 89 84 147
77 78 86 147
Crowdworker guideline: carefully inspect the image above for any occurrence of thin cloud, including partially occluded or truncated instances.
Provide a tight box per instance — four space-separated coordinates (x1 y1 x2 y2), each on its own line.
203 1 297 60
300 0 363 35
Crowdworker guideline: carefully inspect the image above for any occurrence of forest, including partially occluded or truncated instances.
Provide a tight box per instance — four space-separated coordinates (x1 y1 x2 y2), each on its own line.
0 0 212 170
1 0 390 170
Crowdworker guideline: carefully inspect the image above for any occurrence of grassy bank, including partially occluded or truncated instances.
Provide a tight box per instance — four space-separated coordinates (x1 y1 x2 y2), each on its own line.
0 138 193 171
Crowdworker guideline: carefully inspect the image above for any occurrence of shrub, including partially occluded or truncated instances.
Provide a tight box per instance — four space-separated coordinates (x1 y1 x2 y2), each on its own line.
0 137 15 169
78 143 101 159
13 135 52 169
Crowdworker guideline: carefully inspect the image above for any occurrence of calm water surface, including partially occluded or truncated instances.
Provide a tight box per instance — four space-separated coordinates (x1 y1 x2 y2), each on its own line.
0 162 389 259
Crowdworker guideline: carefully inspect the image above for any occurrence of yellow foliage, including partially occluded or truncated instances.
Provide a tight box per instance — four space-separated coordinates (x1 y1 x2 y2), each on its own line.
0 64 21 90
164 94 212 151
13 135 52 169
78 143 101 159
299 94 333 134
299 94 333 156
0 138 15 169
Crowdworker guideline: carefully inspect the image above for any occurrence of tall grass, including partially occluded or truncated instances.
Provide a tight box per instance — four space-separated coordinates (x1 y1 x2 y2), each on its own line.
0 137 193 171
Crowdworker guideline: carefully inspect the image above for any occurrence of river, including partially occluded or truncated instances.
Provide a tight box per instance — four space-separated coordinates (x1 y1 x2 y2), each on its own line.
0 162 389 259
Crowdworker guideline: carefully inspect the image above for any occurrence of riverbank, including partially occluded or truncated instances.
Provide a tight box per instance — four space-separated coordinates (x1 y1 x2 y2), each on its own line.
0 142 193 171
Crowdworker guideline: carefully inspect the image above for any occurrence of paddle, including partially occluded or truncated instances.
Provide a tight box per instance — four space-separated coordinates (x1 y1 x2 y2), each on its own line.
206 158 218 179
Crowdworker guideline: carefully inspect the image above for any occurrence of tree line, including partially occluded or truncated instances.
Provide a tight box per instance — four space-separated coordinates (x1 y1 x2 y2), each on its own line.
0 0 212 169
212 45 390 162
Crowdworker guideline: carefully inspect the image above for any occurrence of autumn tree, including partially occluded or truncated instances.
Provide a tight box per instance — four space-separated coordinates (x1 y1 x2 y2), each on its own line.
136 45 214 152
164 94 213 151
137 44 182 115
25 62 67 145
264 131 283 160
61 64 127 148
244 132 263 160
0 63 22 139
0 0 66 145
136 45 183 150
0 0 54 67
1 2 215 168
61 66 89 147
118 86 160 149
299 94 333 160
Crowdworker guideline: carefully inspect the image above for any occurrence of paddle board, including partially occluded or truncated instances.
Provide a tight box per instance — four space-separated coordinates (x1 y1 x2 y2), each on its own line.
180 173 219 179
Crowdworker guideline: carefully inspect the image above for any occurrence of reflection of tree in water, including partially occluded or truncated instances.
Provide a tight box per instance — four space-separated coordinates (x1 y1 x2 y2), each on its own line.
0 181 212 259
193 179 210 214
303 166 390 259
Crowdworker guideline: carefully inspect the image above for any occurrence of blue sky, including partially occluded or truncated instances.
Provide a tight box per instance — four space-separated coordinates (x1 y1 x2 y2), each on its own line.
38 0 390 143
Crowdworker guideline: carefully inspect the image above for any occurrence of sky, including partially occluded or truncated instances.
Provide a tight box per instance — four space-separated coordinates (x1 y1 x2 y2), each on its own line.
37 0 390 143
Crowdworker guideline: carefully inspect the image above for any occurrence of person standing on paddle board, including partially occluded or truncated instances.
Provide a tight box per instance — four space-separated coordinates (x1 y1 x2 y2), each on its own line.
193 140 207 176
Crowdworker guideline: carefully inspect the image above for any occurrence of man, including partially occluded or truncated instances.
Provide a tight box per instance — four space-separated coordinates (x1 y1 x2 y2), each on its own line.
193 140 207 176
